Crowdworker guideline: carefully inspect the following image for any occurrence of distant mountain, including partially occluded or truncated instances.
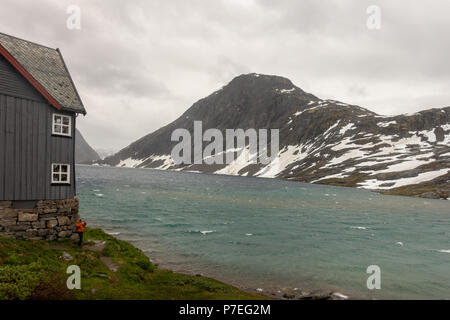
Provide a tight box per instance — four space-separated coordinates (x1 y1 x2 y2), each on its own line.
96 147 119 160
75 129 101 164
102 73 450 199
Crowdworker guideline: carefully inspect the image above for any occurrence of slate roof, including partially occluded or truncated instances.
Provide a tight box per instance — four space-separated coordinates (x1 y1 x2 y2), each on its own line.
0 32 86 114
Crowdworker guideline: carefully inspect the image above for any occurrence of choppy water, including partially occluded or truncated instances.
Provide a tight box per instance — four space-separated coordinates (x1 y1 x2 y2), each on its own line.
76 165 450 299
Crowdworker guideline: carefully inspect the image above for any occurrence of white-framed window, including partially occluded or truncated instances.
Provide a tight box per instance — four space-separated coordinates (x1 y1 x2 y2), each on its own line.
52 114 72 136
51 163 71 184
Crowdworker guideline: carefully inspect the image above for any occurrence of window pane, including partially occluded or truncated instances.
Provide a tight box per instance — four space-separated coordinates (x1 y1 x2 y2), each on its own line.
53 174 60 182
54 125 61 133
54 116 62 124
53 164 60 172
61 165 68 173
62 126 69 134
62 116 70 125
61 174 68 182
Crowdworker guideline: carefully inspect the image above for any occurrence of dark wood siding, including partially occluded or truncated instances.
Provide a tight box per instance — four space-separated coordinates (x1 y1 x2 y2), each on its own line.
0 55 45 102
0 92 75 201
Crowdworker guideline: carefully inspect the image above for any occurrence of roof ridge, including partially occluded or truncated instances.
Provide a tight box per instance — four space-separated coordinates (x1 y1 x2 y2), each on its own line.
0 32 86 114
0 32 58 51
56 48 86 115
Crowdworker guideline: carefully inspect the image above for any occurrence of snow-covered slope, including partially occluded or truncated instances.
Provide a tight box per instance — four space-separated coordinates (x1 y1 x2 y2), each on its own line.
102 74 450 199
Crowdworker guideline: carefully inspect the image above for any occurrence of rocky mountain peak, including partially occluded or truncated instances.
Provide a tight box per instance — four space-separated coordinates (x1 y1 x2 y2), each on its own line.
217 73 313 99
101 74 450 199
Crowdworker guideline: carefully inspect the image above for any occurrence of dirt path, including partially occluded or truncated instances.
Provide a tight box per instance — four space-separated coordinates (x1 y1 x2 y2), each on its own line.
42 239 120 273
85 240 120 272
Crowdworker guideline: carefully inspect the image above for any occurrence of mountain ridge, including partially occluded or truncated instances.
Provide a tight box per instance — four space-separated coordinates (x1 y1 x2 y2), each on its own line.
101 73 450 199
75 129 101 164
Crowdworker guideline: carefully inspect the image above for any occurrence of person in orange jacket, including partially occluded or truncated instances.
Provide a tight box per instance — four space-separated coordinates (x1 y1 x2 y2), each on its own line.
76 218 87 247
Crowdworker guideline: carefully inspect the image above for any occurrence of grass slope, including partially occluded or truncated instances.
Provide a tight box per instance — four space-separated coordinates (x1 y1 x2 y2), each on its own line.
0 228 267 300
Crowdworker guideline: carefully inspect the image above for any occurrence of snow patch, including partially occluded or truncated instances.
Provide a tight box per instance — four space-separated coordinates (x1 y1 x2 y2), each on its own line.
358 169 450 190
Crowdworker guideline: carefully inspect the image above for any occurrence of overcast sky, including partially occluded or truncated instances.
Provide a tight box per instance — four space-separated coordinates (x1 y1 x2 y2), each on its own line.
1 0 449 151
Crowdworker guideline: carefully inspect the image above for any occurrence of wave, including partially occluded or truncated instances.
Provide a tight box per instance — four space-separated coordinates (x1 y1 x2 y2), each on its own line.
350 226 369 230
185 230 217 235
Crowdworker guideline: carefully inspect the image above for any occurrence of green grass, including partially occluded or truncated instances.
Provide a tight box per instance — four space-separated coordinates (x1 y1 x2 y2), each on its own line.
0 228 267 300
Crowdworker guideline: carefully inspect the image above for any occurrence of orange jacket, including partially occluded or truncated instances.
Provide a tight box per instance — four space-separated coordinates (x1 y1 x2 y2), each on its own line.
76 220 87 232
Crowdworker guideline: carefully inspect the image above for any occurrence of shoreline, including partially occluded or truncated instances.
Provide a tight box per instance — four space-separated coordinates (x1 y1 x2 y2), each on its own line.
103 229 350 300
0 228 268 300
82 164 449 201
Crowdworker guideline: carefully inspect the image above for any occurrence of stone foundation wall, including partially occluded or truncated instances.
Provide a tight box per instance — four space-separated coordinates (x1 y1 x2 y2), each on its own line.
0 198 80 241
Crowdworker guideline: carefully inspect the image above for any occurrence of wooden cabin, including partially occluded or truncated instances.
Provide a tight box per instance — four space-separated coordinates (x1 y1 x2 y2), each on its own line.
0 33 86 240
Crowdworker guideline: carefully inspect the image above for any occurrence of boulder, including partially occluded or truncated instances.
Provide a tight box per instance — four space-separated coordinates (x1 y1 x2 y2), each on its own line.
0 218 17 227
18 211 38 222
0 208 17 219
420 192 441 199
58 230 72 238
70 234 79 241
0 201 12 210
24 229 39 238
46 219 58 228
7 224 30 232
38 229 49 237
331 292 349 300
57 216 71 226
31 220 46 229
61 252 73 261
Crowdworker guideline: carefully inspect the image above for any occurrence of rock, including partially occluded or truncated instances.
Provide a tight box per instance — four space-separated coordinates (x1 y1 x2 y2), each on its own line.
0 201 12 210
59 207 71 215
0 218 17 227
421 192 441 199
42 208 58 214
282 293 296 299
24 229 38 238
300 291 333 300
46 235 56 241
437 191 449 199
331 292 349 300
70 234 79 241
17 211 38 222
38 229 49 237
7 224 30 231
0 232 16 238
0 208 17 219
32 220 46 229
46 219 58 228
0 208 17 220
58 230 72 238
57 216 71 226
61 252 73 261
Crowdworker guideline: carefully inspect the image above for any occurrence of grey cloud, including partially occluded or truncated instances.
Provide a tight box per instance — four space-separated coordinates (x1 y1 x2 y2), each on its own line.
0 0 449 150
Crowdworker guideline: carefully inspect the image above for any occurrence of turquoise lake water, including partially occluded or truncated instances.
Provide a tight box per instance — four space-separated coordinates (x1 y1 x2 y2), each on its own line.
76 165 450 299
